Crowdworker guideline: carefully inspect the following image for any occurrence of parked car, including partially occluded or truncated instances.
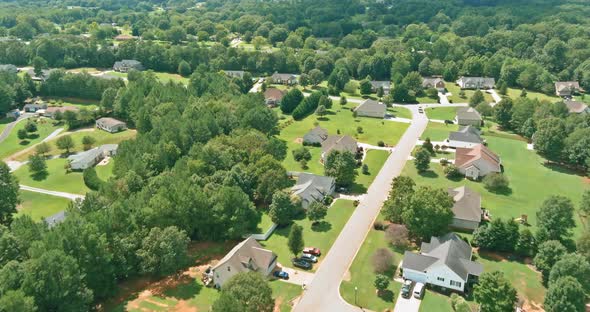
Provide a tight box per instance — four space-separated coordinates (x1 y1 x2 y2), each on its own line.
301 253 318 263
418 108 424 113
401 280 414 299
292 258 312 270
413 282 425 299
303 247 321 256
273 270 289 280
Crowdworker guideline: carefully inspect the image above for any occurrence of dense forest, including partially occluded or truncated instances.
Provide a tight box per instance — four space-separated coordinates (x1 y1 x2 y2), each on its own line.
0 0 590 311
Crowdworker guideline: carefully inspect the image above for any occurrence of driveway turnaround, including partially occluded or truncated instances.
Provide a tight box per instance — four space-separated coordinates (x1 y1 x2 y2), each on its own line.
293 105 429 312
278 267 315 287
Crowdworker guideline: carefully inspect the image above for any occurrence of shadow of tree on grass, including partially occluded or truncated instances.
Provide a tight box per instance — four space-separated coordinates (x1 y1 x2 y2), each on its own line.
311 221 332 233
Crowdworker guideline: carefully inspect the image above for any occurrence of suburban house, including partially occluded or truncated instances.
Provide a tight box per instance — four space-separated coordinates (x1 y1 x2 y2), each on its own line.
370 81 391 94
5 109 19 119
564 100 589 114
321 135 358 161
401 233 483 293
44 106 79 119
209 237 277 288
303 126 328 145
113 59 144 73
224 70 245 79
264 88 285 107
96 117 127 133
26 68 56 82
67 144 118 171
114 34 138 41
45 210 66 228
455 107 482 126
0 64 18 74
456 77 495 90
23 101 48 112
291 173 336 208
422 77 446 92
270 72 297 85
455 144 501 179
555 81 582 97
355 99 386 118
447 126 483 148
448 186 483 231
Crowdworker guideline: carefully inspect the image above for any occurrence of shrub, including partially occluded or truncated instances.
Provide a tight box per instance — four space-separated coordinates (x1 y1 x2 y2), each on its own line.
83 167 104 190
444 164 461 178
385 224 409 247
483 173 509 191
25 122 37 133
440 158 449 166
292 147 312 162
377 140 385 147
362 164 369 175
299 159 308 169
323 195 334 206
373 220 387 231
372 248 394 273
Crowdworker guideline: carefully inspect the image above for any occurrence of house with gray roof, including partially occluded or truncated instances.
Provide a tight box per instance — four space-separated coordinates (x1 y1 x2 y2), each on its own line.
456 77 495 90
564 100 589 114
447 126 483 148
303 126 328 145
0 64 18 74
26 68 56 81
45 211 66 228
96 117 127 133
370 81 391 94
209 237 277 288
555 81 582 97
355 99 386 118
291 173 335 208
321 135 358 161
401 233 483 292
423 77 445 92
455 107 482 126
113 59 144 73
23 101 47 113
67 144 118 171
448 186 482 231
270 72 297 85
224 70 245 79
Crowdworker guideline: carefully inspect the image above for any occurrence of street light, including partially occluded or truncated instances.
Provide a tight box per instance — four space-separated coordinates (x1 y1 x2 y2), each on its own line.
354 286 358 306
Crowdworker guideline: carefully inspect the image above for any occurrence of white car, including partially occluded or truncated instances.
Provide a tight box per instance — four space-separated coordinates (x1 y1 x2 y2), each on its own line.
301 253 318 263
413 282 425 299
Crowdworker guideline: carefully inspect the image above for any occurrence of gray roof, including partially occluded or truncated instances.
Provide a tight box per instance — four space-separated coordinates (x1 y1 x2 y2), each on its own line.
113 59 143 68
448 186 482 223
448 126 482 144
212 237 277 274
292 173 335 204
26 68 56 80
456 107 482 121
224 70 245 78
555 81 580 93
422 77 445 88
45 210 66 228
355 99 386 115
321 135 358 155
68 147 103 167
0 64 18 74
97 117 126 128
403 233 483 280
370 81 391 89
303 126 328 142
271 73 296 80
564 100 588 113
23 103 48 110
457 77 495 86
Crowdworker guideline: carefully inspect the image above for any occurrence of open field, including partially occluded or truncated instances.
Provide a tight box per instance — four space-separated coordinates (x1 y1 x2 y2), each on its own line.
16 190 71 221
505 88 560 103
13 158 90 194
260 199 356 271
425 106 458 121
0 118 61 159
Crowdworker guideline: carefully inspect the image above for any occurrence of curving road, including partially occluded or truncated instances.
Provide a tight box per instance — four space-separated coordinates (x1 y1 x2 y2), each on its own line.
0 113 33 144
293 104 429 312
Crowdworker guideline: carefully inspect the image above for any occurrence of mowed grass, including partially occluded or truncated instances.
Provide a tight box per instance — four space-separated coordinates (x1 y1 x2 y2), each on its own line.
256 212 275 233
16 190 71 221
388 106 412 119
340 222 404 311
420 122 459 141
96 160 115 181
13 158 90 194
354 149 390 193
418 290 456 312
0 117 13 134
45 97 99 110
425 106 457 121
505 88 560 103
402 135 589 236
260 199 356 270
0 118 61 159
446 84 493 104
13 129 136 161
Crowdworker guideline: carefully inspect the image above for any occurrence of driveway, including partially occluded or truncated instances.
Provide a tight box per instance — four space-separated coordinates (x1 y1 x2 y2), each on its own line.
293 105 429 312
438 92 450 105
278 266 315 287
487 89 502 106
0 113 33 144
20 185 85 200
393 292 422 312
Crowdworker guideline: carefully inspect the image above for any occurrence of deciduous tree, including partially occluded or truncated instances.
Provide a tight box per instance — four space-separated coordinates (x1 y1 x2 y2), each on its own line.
0 161 19 225
474 271 517 312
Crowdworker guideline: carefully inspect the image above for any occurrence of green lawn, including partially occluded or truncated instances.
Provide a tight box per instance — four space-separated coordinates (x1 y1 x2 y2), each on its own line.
153 72 189 84
505 88 560 103
16 190 71 221
0 117 13 134
354 150 390 193
388 106 412 119
447 84 493 104
96 160 115 181
256 212 275 233
260 199 356 270
0 118 61 160
45 97 99 110
340 222 405 311
420 122 459 141
425 107 457 121
402 135 589 236
14 129 136 161
416 94 440 104
13 158 90 194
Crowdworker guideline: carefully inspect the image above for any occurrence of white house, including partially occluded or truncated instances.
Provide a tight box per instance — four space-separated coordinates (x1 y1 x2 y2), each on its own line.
401 233 483 292
67 144 118 171
456 77 495 89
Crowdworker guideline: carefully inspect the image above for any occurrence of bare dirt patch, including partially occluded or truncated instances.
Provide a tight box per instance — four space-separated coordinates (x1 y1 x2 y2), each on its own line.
294 137 303 144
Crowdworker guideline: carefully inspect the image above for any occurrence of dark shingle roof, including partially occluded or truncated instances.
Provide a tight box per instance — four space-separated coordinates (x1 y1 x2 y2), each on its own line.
355 99 386 115
321 135 358 155
448 126 482 144
456 107 482 121
448 186 482 222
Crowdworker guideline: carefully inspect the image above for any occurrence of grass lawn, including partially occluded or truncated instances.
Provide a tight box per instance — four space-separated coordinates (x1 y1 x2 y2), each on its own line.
16 190 71 221
416 94 440 104
340 222 405 311
402 135 589 236
353 150 390 193
418 290 456 312
14 129 136 161
420 122 459 141
0 118 61 160
0 117 13 134
388 106 412 119
505 88 560 103
260 199 356 270
447 84 493 104
256 212 275 233
13 158 90 194
425 107 457 121
154 72 189 84
96 160 115 181
45 97 99 110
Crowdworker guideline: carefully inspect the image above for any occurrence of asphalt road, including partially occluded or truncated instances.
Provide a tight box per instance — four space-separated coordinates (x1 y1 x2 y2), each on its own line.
0 113 33 144
293 105 429 312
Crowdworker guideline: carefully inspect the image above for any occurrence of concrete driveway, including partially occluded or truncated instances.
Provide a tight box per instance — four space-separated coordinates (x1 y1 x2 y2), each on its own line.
393 291 422 312
278 266 315 286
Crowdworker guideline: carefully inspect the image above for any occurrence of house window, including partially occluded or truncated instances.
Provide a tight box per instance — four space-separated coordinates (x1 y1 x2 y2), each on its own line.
437 277 445 282
450 280 462 288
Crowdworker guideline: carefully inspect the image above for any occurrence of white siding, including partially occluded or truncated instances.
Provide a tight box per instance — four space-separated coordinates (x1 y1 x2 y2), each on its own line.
403 268 427 283
423 264 466 292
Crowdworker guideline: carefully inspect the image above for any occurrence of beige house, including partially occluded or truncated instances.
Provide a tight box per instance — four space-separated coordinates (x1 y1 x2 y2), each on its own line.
355 99 386 118
455 144 501 179
455 107 482 126
210 237 277 288
448 186 482 231
270 73 297 85
555 81 581 97
96 117 127 133
321 135 358 161
422 77 446 92
264 88 285 107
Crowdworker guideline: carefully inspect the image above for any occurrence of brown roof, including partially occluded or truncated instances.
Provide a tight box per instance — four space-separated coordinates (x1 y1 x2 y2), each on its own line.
564 100 588 113
448 186 482 222
97 117 126 127
45 106 79 114
454 144 500 170
212 237 277 273
114 34 137 41
264 88 285 101
321 135 358 155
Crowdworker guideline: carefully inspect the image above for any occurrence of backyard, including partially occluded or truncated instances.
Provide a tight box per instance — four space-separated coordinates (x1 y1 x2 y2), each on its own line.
446 84 493 104
425 106 458 121
16 190 71 221
260 199 356 271
504 88 560 103
0 118 61 159
13 158 90 194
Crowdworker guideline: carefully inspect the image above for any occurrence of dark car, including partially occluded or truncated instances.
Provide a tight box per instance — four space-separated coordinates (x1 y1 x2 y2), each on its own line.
273 270 289 280
292 258 312 270
401 280 414 299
